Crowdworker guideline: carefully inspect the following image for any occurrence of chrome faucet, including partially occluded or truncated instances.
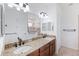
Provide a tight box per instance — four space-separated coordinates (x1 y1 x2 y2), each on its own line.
14 37 25 47
17 37 22 46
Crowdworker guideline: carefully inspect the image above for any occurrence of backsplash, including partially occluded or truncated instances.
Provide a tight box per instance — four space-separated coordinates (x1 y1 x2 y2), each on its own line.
5 34 43 49
5 33 39 44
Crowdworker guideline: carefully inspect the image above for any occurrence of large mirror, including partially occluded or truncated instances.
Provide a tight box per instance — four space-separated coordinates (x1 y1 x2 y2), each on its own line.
2 3 41 44
27 12 40 34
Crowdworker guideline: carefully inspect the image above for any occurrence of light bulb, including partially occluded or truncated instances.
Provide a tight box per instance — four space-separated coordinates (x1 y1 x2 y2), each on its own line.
26 5 30 11
8 4 13 8
24 9 27 12
24 4 30 12
19 3 23 7
16 7 20 11
44 15 48 18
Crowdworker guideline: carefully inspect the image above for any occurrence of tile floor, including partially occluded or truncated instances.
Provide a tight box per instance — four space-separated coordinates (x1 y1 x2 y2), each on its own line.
58 46 79 56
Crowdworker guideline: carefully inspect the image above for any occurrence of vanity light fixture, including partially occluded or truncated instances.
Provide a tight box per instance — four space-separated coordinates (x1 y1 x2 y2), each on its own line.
8 3 14 8
15 3 22 11
16 7 20 11
8 3 30 12
19 3 23 7
39 12 48 18
39 12 52 23
23 3 30 12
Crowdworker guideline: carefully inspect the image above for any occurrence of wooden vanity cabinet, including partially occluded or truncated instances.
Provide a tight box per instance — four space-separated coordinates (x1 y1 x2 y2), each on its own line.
27 49 40 56
27 39 55 56
49 39 55 56
40 43 50 56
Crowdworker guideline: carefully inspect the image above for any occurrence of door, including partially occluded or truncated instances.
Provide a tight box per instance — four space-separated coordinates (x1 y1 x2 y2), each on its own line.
61 25 77 49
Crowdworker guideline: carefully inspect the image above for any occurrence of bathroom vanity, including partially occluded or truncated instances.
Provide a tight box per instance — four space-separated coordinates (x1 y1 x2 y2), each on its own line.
27 39 55 56
3 36 56 56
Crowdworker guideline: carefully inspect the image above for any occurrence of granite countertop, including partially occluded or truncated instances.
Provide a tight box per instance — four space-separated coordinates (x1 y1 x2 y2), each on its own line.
3 36 55 56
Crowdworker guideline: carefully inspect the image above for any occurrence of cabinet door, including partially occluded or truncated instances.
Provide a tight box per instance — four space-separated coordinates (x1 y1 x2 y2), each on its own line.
52 44 55 55
27 49 39 56
40 43 50 56
49 39 55 56
40 48 49 56
50 45 53 56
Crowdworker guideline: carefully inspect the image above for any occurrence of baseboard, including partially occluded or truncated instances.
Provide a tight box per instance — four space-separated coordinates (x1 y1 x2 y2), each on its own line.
61 46 79 51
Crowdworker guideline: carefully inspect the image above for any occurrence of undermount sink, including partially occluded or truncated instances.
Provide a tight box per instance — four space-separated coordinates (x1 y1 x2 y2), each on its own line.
13 45 32 54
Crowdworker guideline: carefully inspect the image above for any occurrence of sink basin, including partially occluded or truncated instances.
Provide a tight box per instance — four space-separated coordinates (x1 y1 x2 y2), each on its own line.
13 45 32 54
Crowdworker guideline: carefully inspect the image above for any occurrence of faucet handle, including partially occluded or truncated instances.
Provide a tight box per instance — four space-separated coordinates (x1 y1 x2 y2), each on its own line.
17 37 22 46
14 42 17 47
22 41 25 45
17 37 22 41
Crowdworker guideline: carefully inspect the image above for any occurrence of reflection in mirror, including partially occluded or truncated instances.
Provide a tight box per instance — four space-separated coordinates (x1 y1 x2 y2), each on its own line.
39 12 54 33
42 22 52 31
27 13 40 34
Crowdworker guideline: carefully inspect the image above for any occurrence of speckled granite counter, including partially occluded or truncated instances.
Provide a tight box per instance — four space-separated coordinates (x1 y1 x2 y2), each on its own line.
3 36 55 56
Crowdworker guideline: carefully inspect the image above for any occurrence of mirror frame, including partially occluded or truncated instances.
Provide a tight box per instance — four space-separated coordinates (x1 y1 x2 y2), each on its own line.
27 12 40 34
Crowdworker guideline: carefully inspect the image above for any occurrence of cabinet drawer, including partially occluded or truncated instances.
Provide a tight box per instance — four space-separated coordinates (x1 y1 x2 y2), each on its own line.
40 43 49 52
27 49 39 56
